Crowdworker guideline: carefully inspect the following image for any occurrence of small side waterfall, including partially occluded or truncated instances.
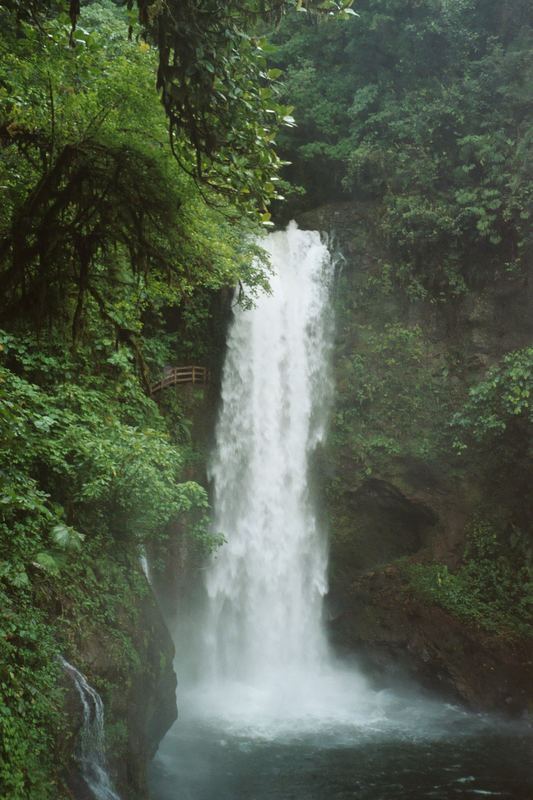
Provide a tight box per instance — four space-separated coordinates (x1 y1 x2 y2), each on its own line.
140 546 152 586
60 658 121 800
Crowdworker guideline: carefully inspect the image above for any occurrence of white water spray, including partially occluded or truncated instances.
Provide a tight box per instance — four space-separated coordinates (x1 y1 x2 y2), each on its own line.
182 223 377 729
164 223 488 749
151 225 513 800
140 546 152 586
205 224 332 682
60 657 121 800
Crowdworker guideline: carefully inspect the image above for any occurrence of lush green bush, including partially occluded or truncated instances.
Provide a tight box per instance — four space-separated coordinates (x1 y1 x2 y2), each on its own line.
0 0 270 345
330 320 452 478
0 585 64 800
0 326 218 797
406 517 533 637
451 347 533 449
273 0 532 295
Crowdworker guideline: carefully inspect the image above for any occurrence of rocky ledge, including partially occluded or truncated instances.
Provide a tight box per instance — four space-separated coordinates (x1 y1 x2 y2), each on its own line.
331 565 533 716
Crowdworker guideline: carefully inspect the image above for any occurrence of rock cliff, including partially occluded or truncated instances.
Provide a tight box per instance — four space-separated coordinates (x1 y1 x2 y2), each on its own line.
62 572 177 799
298 202 533 714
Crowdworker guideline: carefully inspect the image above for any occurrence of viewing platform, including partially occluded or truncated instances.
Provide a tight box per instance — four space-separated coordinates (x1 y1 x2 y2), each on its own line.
150 366 209 395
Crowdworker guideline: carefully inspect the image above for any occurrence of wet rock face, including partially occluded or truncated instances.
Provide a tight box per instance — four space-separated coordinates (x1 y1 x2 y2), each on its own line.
331 567 533 715
121 590 177 794
63 585 177 800
297 201 533 360
329 478 438 595
298 201 532 715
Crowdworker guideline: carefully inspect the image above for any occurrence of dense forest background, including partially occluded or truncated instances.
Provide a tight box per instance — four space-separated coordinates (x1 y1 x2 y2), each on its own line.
0 1 531 798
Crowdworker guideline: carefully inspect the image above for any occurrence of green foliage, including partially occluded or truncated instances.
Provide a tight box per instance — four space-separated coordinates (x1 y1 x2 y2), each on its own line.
0 585 65 800
406 517 533 637
0 331 210 551
451 347 533 450
273 0 532 294
330 320 451 477
0 1 269 346
50 524 84 553
0 329 213 794
129 0 357 209
5 0 356 214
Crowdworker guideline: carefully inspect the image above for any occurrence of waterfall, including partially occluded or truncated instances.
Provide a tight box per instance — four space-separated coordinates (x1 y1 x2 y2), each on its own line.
193 222 355 723
140 546 152 586
60 657 121 800
150 223 516 800
165 221 454 746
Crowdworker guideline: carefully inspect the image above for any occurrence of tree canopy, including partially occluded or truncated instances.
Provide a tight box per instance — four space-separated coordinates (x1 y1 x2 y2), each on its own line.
273 0 532 296
4 0 357 212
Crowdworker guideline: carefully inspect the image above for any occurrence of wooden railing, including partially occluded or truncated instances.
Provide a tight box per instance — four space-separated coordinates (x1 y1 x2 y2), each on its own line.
151 366 209 395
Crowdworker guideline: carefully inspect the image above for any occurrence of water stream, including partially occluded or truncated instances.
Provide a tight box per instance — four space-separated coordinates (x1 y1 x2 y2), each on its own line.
150 224 532 799
60 657 121 800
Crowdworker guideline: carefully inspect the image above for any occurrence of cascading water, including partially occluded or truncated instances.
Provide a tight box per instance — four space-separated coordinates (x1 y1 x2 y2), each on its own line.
140 545 153 586
183 222 374 730
60 658 121 800
205 221 333 684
